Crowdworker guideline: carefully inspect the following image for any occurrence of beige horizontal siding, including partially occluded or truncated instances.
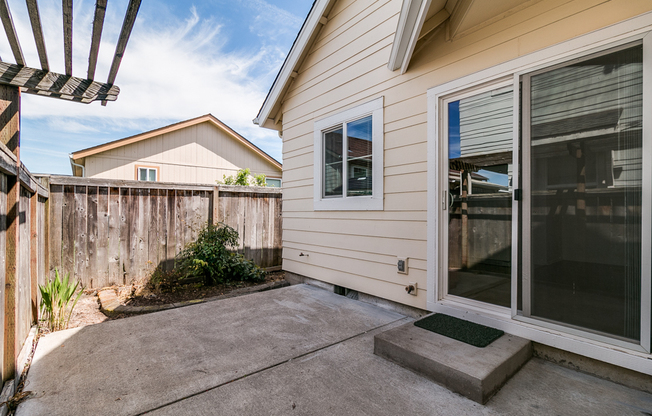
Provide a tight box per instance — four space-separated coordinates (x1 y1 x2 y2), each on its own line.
284 229 427 258
283 258 426 308
86 122 281 184
279 0 649 308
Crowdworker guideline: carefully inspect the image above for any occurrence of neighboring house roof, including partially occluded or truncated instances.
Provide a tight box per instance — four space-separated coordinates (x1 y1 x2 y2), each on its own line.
254 0 535 130
71 113 282 171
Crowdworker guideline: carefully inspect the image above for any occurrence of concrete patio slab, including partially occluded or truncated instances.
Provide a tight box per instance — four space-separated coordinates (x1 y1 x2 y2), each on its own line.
16 283 652 416
147 321 652 416
17 284 403 416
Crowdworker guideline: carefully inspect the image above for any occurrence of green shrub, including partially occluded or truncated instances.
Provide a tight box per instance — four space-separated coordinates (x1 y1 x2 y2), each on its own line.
253 173 267 186
176 222 265 286
39 269 84 332
221 168 251 186
220 168 267 187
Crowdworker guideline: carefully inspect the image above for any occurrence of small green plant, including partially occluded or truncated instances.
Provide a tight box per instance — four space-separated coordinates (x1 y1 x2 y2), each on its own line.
253 173 267 186
220 168 267 187
176 222 265 286
39 269 84 332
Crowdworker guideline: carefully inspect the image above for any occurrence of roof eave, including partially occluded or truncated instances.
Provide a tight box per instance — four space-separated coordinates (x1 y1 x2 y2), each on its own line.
388 0 441 74
255 0 335 131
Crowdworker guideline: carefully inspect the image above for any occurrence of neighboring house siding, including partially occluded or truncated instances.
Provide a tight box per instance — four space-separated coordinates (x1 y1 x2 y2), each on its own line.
84 122 281 183
279 0 650 309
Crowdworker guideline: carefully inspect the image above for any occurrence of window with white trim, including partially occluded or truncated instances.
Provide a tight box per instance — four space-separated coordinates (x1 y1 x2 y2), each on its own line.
313 97 384 210
137 167 157 181
266 178 282 187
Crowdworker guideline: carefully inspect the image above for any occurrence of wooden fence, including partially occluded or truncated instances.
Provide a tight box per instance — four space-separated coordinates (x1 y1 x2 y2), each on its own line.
0 142 49 385
42 176 282 289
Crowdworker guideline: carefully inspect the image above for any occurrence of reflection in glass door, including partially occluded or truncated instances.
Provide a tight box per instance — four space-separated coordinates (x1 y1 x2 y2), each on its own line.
523 44 643 341
446 85 514 308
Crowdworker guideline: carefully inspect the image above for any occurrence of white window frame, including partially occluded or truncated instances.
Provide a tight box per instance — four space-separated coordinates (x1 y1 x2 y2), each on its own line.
266 177 282 187
137 166 158 182
313 97 384 211
426 15 652 374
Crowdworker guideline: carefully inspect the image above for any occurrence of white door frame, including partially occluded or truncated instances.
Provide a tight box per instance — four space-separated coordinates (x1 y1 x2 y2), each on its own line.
426 13 652 374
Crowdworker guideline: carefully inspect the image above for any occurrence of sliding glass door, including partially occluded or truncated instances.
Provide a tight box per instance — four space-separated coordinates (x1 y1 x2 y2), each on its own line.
438 40 651 350
522 44 645 342
444 83 514 309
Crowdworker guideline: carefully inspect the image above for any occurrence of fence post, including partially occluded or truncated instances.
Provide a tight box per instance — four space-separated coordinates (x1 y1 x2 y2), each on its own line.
212 186 220 225
3 174 18 382
0 84 20 382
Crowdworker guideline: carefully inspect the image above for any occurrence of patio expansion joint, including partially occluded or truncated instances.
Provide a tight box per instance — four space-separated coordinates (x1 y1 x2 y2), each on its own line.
133 316 412 416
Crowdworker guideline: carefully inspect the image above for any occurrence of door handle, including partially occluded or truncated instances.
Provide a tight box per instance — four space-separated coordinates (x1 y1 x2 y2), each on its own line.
443 190 454 210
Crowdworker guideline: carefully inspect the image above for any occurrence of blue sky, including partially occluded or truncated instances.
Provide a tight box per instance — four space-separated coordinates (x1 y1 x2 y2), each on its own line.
1 0 313 174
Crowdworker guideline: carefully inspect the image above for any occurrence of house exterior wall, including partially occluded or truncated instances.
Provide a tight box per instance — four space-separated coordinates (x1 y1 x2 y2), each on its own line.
279 0 652 310
84 122 281 184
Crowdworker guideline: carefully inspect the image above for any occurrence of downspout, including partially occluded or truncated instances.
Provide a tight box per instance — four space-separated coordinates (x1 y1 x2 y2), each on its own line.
69 154 85 177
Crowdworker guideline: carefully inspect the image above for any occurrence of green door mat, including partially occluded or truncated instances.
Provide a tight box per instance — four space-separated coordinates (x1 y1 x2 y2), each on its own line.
414 314 504 348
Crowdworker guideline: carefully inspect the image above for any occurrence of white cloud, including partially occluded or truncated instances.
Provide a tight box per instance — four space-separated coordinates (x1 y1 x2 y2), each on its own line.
6 0 307 171
242 0 304 40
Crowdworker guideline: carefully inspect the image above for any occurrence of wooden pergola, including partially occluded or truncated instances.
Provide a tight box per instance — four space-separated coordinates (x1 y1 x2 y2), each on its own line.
0 0 141 384
0 0 140 103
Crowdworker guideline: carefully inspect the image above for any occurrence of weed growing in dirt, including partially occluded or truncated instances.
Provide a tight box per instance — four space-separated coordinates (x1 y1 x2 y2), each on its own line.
147 267 186 293
39 269 84 331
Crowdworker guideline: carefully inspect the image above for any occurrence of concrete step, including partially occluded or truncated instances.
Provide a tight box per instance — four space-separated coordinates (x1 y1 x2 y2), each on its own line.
374 319 532 404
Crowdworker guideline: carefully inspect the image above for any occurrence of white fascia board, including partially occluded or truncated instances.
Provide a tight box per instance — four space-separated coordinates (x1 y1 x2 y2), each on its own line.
255 0 332 130
388 0 432 72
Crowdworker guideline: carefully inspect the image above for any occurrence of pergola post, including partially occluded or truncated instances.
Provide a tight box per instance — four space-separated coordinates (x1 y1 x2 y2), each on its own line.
0 84 20 382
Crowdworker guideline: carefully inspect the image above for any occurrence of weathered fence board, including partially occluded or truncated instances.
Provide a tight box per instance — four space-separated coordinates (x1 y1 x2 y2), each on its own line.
215 187 282 270
16 187 31 362
48 185 63 276
61 185 75 277
108 188 120 283
0 173 5 382
42 177 282 289
96 187 109 288
37 195 47 302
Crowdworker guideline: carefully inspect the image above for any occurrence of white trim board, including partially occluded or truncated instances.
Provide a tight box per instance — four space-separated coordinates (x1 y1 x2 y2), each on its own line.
387 0 432 74
254 0 333 131
426 13 652 375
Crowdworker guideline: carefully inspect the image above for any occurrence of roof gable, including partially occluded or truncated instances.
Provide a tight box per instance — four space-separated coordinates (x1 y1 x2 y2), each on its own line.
72 114 282 171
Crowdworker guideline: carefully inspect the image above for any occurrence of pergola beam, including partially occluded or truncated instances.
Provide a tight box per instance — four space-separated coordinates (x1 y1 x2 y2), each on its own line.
107 0 141 84
62 0 73 76
25 0 49 71
103 0 140 105
0 0 142 105
0 0 25 66
0 62 119 103
87 0 107 80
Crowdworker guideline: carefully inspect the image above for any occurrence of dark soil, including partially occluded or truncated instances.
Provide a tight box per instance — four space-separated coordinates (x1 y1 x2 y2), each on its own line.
121 270 286 307
39 271 286 334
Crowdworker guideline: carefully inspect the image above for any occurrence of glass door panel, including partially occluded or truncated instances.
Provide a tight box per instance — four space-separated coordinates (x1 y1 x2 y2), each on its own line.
447 86 514 307
526 45 643 341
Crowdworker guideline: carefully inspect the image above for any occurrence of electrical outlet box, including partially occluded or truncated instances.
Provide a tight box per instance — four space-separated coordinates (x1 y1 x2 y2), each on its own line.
397 257 409 274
